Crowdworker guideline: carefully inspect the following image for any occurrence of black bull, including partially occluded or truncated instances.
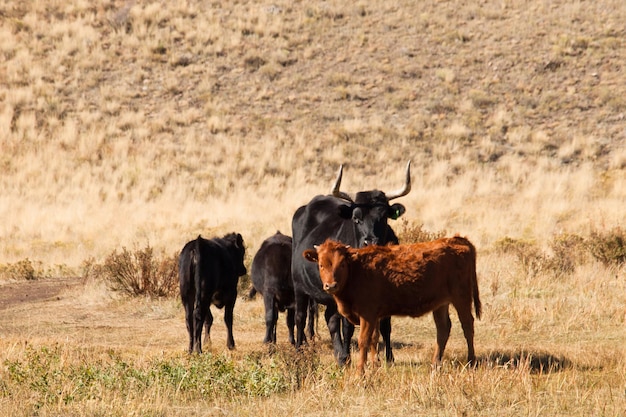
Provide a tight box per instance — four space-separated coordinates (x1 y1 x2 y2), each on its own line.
291 162 411 365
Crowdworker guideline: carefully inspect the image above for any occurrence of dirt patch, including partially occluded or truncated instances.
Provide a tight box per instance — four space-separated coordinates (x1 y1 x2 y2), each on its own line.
0 278 84 310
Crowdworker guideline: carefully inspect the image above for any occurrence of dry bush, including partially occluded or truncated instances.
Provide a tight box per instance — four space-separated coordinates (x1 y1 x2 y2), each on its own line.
0 258 37 281
396 219 446 244
0 259 76 281
91 244 178 298
495 232 606 278
586 227 626 266
548 233 588 274
494 237 547 278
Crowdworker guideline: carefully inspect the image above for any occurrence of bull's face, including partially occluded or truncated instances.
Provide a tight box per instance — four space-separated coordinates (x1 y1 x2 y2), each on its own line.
303 242 349 294
348 192 406 247
331 161 410 248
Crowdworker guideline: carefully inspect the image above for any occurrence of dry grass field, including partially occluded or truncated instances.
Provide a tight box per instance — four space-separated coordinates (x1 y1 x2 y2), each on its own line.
1 0 625 415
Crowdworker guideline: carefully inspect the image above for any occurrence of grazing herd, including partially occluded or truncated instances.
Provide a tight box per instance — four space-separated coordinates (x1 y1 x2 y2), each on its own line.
178 162 482 372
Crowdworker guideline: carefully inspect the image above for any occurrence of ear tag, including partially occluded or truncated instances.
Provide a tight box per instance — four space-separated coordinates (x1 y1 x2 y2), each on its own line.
391 209 400 220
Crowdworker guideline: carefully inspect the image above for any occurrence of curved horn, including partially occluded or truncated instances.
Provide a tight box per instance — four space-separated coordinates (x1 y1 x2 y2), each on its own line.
330 164 354 202
385 160 412 201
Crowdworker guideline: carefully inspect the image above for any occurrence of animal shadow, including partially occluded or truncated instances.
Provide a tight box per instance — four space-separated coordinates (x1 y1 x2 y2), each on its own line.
479 349 572 373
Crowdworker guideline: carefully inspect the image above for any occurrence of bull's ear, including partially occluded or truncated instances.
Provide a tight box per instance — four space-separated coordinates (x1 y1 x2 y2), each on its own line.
338 204 353 219
303 249 318 263
388 203 406 220
351 207 364 223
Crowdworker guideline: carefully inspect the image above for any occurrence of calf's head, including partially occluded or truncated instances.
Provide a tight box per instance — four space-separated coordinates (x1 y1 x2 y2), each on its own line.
303 241 351 294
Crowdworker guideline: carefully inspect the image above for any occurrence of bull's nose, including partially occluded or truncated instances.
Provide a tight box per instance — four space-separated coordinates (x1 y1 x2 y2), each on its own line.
323 282 337 293
363 238 379 246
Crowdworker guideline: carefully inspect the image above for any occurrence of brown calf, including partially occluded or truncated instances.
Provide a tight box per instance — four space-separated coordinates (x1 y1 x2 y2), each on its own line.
303 236 481 373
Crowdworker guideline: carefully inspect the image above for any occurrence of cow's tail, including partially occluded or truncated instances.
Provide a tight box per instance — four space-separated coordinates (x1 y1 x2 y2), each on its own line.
469 239 482 320
193 236 202 305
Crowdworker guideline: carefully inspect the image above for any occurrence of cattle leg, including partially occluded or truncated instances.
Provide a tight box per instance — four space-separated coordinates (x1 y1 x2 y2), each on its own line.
294 291 309 348
182 299 195 354
306 299 317 341
224 302 236 350
357 318 376 374
326 308 348 366
455 302 477 365
287 307 296 345
432 305 452 367
203 309 213 349
193 300 210 354
370 319 381 368
379 317 394 363
341 316 355 364
263 294 278 343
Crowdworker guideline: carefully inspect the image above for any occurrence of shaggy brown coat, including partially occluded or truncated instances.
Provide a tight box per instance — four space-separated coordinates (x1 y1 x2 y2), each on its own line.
303 236 481 373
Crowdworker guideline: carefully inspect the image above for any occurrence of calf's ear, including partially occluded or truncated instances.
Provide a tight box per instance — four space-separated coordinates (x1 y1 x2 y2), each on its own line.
388 203 406 220
302 249 319 263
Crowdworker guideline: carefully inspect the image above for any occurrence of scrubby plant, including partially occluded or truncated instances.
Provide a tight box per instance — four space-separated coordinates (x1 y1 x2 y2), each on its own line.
586 227 626 266
0 258 37 281
547 233 588 274
95 244 178 298
495 232 600 278
494 237 549 278
397 219 447 244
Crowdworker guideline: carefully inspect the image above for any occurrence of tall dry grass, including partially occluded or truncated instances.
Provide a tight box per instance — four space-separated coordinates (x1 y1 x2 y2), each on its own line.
0 0 624 270
0 249 625 416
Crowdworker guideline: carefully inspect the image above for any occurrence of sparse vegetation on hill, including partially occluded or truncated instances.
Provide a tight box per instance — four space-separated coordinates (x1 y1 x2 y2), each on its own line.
0 0 624 268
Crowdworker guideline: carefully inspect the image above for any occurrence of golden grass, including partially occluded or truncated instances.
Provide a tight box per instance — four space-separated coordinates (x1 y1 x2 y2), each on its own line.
1 0 624 268
0 0 625 414
0 250 625 415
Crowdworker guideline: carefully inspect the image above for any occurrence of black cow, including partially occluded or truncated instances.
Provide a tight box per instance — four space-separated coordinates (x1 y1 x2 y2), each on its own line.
249 231 318 344
179 233 247 354
291 162 411 365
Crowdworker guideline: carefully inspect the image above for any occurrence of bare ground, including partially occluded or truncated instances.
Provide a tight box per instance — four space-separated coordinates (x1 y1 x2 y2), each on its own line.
0 277 459 366
0 277 185 352
0 277 577 375
0 277 84 310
